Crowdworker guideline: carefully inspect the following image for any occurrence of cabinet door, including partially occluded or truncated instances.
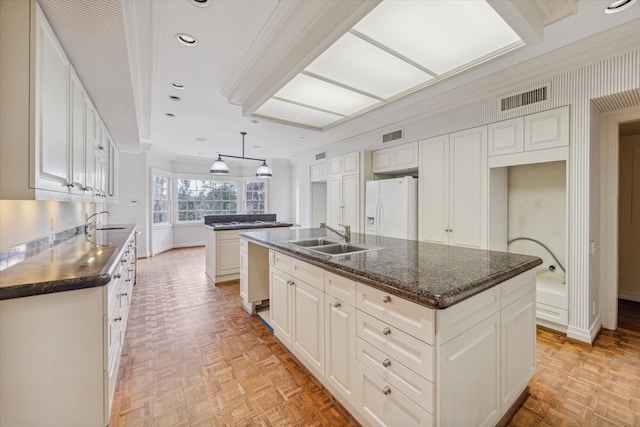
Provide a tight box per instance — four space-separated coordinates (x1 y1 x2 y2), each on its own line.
501 292 536 414
360 364 433 427
36 13 70 190
84 99 96 194
327 177 342 226
69 69 86 191
418 135 449 244
292 280 325 377
394 142 418 170
439 312 500 427
342 152 359 174
216 238 240 275
329 158 343 176
205 228 216 282
372 148 393 173
488 117 524 156
450 126 487 248
94 151 107 198
310 163 327 182
325 295 358 404
270 267 292 344
524 106 569 151
239 250 248 301
342 174 359 229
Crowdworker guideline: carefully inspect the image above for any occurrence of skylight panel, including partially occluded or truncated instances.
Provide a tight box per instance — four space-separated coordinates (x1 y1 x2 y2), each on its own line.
275 74 379 116
254 98 344 128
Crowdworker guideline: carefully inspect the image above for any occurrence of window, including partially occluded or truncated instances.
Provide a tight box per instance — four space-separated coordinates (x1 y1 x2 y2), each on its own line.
245 181 266 214
177 179 238 221
153 175 170 224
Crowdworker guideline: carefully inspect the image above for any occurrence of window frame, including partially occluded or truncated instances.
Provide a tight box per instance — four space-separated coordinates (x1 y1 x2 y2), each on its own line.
152 173 171 227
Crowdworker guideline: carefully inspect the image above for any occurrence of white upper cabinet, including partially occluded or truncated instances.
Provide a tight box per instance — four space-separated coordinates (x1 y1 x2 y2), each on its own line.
310 162 327 182
0 2 118 201
372 141 418 174
326 152 371 233
419 126 488 248
488 106 569 157
524 106 570 151
35 8 70 193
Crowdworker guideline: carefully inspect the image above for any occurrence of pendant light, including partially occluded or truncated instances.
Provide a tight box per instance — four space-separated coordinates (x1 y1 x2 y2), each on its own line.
210 132 272 178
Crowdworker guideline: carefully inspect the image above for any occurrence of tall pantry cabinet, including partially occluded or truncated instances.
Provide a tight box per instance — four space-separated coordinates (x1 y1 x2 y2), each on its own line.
327 152 372 233
419 126 488 248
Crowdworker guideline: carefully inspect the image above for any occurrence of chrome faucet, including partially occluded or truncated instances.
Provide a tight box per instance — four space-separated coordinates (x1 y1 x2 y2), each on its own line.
320 222 351 243
85 210 110 233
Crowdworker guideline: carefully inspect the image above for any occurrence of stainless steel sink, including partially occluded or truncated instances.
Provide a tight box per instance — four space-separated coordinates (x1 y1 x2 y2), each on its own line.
287 238 340 247
308 243 373 256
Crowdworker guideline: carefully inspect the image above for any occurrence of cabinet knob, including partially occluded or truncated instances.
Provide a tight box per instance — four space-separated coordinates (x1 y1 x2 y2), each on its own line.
382 358 391 368
382 327 391 336
334 301 341 308
382 385 391 395
382 295 391 303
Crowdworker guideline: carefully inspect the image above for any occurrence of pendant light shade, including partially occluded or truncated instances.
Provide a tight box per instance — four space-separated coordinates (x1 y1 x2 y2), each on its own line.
255 160 273 178
210 154 229 174
210 132 272 178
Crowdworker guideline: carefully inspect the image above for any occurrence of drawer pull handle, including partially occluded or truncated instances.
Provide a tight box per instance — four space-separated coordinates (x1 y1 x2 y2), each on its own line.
121 259 127 264
382 295 391 303
287 280 295 286
334 301 341 308
382 358 391 368
121 292 128 297
382 327 391 336
114 316 122 322
382 385 391 395
113 274 121 279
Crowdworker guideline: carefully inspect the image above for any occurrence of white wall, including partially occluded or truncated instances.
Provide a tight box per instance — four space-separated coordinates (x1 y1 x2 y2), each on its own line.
0 200 93 250
507 162 566 274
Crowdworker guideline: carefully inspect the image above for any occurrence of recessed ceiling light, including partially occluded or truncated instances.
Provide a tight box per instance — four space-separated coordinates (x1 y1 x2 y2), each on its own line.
299 137 306 141
176 33 198 47
188 0 210 7
251 119 259 124
166 113 175 117
169 95 181 101
252 145 262 149
604 0 636 13
171 82 184 90
195 137 206 142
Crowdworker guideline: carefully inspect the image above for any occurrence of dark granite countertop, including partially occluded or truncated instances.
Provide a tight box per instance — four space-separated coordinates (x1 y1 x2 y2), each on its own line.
240 228 542 309
0 224 137 300
205 221 294 231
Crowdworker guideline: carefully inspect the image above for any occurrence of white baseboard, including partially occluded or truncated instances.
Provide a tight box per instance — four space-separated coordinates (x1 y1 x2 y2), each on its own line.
566 321 598 344
172 241 205 248
618 293 640 303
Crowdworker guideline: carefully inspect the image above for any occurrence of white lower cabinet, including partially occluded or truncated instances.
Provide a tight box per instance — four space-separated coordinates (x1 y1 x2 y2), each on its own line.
266 249 536 427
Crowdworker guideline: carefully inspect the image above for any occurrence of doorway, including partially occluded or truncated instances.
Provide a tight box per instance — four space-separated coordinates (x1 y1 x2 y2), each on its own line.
600 107 640 331
617 120 640 331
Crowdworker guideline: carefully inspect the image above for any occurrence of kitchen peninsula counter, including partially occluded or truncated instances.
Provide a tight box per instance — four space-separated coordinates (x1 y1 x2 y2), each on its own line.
0 224 137 300
240 227 541 309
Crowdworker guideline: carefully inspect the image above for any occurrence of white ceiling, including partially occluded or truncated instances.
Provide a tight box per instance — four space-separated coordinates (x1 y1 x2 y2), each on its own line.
37 0 640 161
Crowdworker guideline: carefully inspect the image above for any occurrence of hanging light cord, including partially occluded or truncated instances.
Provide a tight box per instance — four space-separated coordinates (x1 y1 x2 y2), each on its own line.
217 132 266 163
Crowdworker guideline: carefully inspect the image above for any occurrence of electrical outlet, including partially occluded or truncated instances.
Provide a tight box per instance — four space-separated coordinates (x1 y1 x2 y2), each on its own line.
590 240 596 255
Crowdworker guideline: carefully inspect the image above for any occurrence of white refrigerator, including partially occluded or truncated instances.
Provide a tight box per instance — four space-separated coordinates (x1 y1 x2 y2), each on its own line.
365 177 418 240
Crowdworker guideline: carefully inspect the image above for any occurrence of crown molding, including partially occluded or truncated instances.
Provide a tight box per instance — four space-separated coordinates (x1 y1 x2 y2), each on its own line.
221 0 380 116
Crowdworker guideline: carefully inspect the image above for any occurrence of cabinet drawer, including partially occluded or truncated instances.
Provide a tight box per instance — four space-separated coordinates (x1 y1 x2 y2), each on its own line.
436 285 500 344
269 250 291 274
357 311 434 381
359 363 433 427
536 302 568 325
215 229 242 240
357 338 434 414
501 270 535 308
356 283 434 345
291 258 324 291
240 238 248 253
325 271 356 305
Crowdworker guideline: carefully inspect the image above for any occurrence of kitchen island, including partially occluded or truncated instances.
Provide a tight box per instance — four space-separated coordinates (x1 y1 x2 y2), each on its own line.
240 228 542 427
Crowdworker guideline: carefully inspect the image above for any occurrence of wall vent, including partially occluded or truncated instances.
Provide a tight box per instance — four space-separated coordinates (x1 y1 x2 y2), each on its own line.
501 86 548 111
382 129 403 143
315 151 326 161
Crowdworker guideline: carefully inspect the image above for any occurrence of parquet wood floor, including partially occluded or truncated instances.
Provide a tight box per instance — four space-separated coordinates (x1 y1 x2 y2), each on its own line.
110 247 640 426
618 299 640 332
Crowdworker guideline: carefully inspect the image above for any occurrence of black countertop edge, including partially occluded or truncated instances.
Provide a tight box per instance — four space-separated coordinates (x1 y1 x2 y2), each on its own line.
205 222 293 231
240 233 542 309
0 225 137 301
0 274 112 301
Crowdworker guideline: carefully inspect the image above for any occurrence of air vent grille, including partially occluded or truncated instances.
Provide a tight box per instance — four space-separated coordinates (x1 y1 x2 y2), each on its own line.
382 129 403 143
501 87 548 111
315 151 326 161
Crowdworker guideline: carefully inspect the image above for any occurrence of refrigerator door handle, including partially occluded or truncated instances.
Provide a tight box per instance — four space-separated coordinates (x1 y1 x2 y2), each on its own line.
376 199 382 236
